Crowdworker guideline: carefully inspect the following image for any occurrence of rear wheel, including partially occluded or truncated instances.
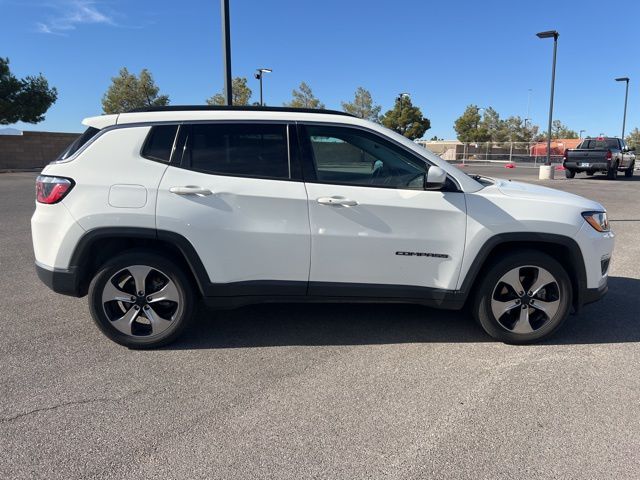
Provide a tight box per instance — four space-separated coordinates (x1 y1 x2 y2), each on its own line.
607 162 618 180
625 161 635 178
88 251 195 348
473 250 572 344
565 169 576 178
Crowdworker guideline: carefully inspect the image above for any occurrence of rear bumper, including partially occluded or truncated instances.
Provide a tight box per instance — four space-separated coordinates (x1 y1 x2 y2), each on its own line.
564 161 609 170
35 262 83 297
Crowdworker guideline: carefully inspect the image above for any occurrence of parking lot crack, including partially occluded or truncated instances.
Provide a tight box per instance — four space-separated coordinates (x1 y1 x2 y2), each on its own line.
0 389 147 423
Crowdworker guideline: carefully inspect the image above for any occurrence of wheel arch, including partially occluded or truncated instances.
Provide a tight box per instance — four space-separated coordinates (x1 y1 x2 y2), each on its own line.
459 233 587 312
70 227 209 297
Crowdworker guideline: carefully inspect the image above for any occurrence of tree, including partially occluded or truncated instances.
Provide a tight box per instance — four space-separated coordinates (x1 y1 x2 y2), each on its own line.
496 115 539 143
480 107 504 141
341 87 381 122
102 67 169 114
626 128 640 149
380 95 430 140
0 57 57 125
535 120 578 140
454 105 489 142
207 77 252 106
284 82 324 109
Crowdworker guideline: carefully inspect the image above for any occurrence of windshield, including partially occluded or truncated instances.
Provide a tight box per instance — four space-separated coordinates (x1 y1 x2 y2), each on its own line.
578 138 619 150
58 127 101 160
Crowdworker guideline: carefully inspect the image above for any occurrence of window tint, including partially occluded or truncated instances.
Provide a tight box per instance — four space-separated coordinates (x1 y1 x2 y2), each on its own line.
188 123 289 179
59 127 100 160
305 125 426 189
579 138 620 150
142 125 179 162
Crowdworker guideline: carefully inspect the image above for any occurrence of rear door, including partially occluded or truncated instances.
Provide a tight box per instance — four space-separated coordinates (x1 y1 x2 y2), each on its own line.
156 122 310 295
298 123 467 297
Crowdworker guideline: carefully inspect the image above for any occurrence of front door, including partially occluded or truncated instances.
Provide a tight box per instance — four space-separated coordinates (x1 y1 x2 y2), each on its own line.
299 124 467 297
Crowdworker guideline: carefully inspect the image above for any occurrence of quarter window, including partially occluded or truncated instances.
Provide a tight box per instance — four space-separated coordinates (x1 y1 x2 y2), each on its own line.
304 125 426 189
142 125 179 162
188 123 289 179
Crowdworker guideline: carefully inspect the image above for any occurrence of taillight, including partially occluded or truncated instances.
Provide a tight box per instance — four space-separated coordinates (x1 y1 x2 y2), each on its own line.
36 176 74 204
606 150 612 160
563 150 568 161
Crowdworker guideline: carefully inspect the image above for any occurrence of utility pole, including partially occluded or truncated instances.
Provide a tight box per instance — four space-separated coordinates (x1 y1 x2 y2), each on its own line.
221 0 232 105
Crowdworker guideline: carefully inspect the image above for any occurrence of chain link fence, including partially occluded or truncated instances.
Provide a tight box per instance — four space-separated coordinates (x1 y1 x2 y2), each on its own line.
415 140 581 166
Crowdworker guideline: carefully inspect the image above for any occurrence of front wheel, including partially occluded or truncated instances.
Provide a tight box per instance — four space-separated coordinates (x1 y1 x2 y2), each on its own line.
472 250 572 344
565 169 576 178
88 251 195 348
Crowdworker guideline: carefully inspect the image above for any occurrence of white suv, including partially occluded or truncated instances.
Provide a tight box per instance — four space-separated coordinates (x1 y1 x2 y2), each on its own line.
32 106 614 348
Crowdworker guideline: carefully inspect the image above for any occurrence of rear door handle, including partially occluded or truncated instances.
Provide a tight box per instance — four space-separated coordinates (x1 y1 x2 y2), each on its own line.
317 196 358 207
169 186 213 196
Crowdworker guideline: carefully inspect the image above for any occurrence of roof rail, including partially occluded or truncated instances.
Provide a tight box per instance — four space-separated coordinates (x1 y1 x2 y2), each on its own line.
126 105 354 117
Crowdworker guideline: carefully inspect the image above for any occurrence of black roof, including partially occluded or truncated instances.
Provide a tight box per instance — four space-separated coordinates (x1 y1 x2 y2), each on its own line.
127 105 354 117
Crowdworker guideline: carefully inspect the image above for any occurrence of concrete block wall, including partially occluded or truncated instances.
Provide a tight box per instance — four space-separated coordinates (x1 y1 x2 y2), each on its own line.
0 131 80 170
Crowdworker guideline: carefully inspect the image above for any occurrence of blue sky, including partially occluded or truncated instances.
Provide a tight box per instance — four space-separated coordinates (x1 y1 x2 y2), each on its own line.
2 0 639 139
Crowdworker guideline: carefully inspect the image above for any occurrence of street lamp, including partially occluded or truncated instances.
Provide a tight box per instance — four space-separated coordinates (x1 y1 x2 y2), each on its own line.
254 68 272 106
615 77 630 141
579 129 586 139
537 30 559 168
398 92 410 109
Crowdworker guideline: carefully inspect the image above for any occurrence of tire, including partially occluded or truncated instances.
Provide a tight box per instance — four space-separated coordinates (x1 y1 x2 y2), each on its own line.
88 250 195 348
607 162 618 180
472 250 572 344
565 169 575 178
625 161 635 178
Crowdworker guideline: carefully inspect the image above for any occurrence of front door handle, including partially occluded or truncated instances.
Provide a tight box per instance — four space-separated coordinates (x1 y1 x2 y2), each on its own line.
169 186 213 196
317 196 358 207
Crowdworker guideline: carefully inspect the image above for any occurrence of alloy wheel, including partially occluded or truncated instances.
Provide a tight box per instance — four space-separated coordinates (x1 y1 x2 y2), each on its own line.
101 265 180 337
490 265 561 335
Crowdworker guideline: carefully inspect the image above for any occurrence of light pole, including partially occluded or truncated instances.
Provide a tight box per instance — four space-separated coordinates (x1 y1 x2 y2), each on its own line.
220 0 232 106
398 92 409 109
615 77 630 141
537 30 559 167
579 129 586 139
525 88 532 128
255 68 272 106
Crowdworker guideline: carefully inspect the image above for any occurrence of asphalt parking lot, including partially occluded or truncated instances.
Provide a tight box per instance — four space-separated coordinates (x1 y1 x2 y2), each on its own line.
2 167 640 479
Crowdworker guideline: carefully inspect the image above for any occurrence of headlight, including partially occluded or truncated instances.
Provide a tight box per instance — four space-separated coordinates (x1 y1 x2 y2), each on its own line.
582 211 610 232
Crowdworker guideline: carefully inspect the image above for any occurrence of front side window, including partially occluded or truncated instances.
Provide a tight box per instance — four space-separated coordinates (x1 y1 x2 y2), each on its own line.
304 125 426 189
188 123 289 179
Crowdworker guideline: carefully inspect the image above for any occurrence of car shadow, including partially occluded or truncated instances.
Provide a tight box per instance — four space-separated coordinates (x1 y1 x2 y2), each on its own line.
165 276 639 349
579 174 640 182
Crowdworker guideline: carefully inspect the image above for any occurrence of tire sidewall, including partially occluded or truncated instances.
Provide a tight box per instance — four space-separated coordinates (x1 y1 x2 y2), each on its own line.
473 250 572 344
88 251 194 348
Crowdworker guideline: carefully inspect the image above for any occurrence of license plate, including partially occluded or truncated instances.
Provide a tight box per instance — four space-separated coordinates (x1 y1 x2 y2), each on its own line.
580 162 590 167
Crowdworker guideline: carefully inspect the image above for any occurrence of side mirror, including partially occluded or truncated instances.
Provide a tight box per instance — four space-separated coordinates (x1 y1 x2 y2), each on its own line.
424 165 447 190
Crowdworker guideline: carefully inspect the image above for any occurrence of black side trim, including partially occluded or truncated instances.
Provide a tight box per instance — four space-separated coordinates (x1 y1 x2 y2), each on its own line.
308 281 463 308
35 263 80 297
458 232 589 309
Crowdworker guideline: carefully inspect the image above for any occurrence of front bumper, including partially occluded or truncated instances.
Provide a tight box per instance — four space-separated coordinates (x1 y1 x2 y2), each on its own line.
583 282 608 305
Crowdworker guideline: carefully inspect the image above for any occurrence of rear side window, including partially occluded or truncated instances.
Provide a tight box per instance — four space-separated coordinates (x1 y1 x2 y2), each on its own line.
188 123 289 179
142 125 179 162
59 127 100 160
579 138 620 149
